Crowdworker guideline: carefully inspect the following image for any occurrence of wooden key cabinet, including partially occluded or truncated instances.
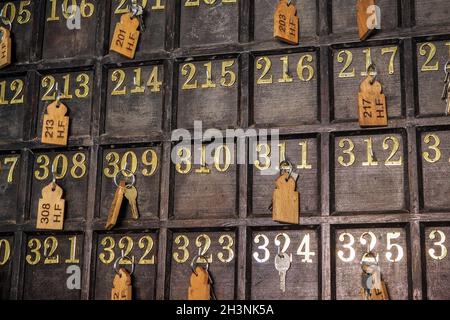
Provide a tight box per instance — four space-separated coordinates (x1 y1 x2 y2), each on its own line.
2 0 450 301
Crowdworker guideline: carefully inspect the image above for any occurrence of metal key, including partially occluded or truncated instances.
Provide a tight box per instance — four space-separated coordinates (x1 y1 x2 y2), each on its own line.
124 185 140 220
274 252 291 293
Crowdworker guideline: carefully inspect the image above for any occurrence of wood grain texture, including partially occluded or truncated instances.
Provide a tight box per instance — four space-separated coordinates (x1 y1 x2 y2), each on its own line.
414 0 450 27
252 51 319 127
0 234 14 299
332 132 407 213
333 227 409 300
0 152 21 223
0 75 27 141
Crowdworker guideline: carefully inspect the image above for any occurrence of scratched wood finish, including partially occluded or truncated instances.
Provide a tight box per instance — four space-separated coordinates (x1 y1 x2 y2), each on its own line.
252 0 317 47
36 70 94 141
332 132 407 213
0 74 27 141
0 152 21 223
332 44 403 122
250 136 320 216
333 227 409 300
0 0 35 64
178 0 239 48
92 231 158 300
249 228 320 299
104 64 164 137
98 145 162 222
108 0 166 57
29 149 89 222
42 0 100 60
0 234 13 300
418 129 450 211
167 230 236 300
415 40 450 117
22 233 84 300
422 225 450 300
331 0 399 39
414 0 450 27
251 51 319 126
176 57 239 130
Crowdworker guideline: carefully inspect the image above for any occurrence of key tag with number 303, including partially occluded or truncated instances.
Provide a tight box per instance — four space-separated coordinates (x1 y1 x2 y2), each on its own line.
41 87 70 146
36 164 65 231
110 0 145 59
358 64 388 127
0 18 12 69
274 0 299 45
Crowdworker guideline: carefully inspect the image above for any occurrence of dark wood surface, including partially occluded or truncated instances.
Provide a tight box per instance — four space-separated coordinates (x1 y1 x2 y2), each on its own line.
1 0 450 300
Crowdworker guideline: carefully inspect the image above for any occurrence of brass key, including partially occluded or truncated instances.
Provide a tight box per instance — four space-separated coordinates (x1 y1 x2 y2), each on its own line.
124 185 139 220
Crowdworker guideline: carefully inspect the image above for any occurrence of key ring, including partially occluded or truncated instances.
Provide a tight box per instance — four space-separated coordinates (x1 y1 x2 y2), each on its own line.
190 248 210 276
113 250 135 275
367 64 378 85
279 160 293 181
113 168 136 188
55 83 64 105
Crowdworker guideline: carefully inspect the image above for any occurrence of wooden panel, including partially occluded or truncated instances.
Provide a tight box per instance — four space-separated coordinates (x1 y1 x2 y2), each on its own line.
29 149 89 223
42 0 100 60
414 0 450 27
168 229 236 300
0 74 27 141
178 0 239 48
0 151 21 223
0 234 14 299
332 131 407 213
249 228 320 299
423 225 450 300
176 56 239 129
104 63 164 137
98 145 161 222
250 135 320 216
418 129 450 211
415 39 450 117
172 142 238 219
253 0 317 45
22 232 84 300
92 231 158 300
251 51 319 127
37 69 94 140
108 0 166 56
0 0 35 64
332 0 398 38
333 227 409 300
332 43 402 122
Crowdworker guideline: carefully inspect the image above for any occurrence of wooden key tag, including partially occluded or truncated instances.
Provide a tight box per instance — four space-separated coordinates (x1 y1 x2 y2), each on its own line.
110 13 140 59
0 26 11 69
188 267 211 300
36 182 65 230
274 0 299 45
105 180 126 230
356 0 377 41
272 172 299 225
41 100 70 146
111 268 132 300
358 74 388 127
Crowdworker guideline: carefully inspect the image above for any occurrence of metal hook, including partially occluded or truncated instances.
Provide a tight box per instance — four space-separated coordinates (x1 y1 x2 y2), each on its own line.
113 250 135 276
0 8 12 31
360 232 372 254
51 162 57 190
23 148 36 156
55 83 63 104
279 160 293 181
190 247 210 276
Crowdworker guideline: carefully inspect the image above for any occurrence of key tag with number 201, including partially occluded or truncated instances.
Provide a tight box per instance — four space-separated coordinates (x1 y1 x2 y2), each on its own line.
110 0 145 59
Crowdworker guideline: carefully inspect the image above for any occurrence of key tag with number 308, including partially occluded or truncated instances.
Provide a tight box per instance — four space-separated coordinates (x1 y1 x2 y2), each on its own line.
36 164 65 231
41 87 70 146
358 64 387 127
274 0 299 45
110 0 145 59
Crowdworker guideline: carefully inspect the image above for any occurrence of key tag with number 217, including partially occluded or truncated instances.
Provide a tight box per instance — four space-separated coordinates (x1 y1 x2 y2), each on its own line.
358 64 387 127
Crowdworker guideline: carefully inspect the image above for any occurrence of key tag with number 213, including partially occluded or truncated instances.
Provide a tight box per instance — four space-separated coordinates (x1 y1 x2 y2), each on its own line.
41 88 70 146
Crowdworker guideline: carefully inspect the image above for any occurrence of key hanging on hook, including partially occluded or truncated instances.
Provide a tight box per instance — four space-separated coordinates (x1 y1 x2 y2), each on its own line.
0 11 12 69
41 82 70 146
111 251 134 300
441 61 450 115
188 250 216 300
